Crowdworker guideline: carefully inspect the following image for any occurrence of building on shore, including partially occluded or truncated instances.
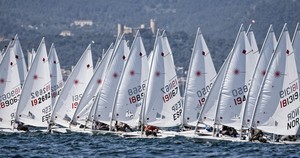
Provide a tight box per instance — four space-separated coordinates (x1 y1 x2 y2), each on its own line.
117 18 156 36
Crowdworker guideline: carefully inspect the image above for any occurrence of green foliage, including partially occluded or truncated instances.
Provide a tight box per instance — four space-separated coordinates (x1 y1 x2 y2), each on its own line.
0 0 299 71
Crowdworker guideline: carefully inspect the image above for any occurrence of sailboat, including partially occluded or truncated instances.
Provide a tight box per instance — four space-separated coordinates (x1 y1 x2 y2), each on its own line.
122 31 182 138
93 35 130 132
15 38 51 129
143 31 182 126
48 44 64 108
192 24 254 141
181 27 217 130
292 22 300 138
69 43 114 133
49 44 93 132
240 25 277 131
251 24 300 143
0 42 22 132
110 31 149 131
292 23 300 79
11 35 27 87
213 24 253 130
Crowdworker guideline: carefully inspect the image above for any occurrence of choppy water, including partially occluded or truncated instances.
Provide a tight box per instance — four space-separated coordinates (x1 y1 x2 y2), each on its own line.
0 132 299 157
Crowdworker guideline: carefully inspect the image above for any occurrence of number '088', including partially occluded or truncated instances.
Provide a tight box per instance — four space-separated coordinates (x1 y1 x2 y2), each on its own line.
232 85 248 97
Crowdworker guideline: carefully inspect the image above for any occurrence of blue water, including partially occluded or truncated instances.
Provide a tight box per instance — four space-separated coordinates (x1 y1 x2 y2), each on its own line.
0 132 299 157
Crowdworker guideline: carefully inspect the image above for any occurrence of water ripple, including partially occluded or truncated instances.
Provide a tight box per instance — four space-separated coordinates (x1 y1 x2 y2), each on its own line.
0 132 299 157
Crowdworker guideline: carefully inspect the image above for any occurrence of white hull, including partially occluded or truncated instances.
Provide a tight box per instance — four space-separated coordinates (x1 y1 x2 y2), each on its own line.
269 141 300 145
121 130 177 138
50 128 68 134
185 133 300 144
0 129 26 133
67 128 93 135
92 130 124 136
177 129 212 137
191 135 249 143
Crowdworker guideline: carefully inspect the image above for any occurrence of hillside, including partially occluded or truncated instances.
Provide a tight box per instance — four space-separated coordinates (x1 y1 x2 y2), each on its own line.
0 0 299 70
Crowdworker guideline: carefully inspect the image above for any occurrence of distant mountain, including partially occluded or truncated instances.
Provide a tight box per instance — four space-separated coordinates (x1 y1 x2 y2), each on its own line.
0 0 299 70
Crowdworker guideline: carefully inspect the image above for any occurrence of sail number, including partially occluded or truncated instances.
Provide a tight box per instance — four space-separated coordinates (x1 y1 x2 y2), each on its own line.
231 85 248 97
129 93 144 104
233 95 246 105
162 78 179 103
231 85 248 105
280 82 298 108
128 84 146 96
31 92 51 106
71 94 83 109
280 92 299 108
0 87 21 109
197 83 213 97
172 100 182 120
198 98 206 106
31 84 51 99
128 84 146 104
51 81 63 98
42 105 51 122
0 95 20 109
197 83 213 106
163 87 179 103
0 86 21 102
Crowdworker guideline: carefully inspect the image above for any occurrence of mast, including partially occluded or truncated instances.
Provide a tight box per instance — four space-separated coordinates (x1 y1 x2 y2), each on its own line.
140 29 161 134
240 25 274 133
249 24 287 132
212 24 244 136
108 32 141 131
181 28 201 130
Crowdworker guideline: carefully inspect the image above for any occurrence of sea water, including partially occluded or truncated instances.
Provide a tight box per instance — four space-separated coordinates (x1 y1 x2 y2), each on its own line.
0 132 299 157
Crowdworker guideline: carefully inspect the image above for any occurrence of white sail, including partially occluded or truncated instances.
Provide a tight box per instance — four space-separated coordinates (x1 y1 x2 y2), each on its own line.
0 43 22 129
292 23 300 76
182 27 217 127
0 50 3 64
15 38 51 127
199 26 248 127
27 51 32 71
246 24 260 84
252 24 300 135
27 48 36 71
12 35 27 87
199 51 232 127
51 44 93 127
95 48 107 70
143 32 182 127
247 24 259 63
48 44 64 108
148 51 154 65
241 25 277 129
94 36 130 125
147 30 161 67
215 24 252 129
71 43 114 125
292 23 300 135
112 31 149 127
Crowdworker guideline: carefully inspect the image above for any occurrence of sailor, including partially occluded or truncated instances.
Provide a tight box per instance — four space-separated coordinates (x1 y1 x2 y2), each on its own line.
144 125 158 136
16 121 29 132
118 122 133 132
220 125 238 137
280 135 297 142
249 129 266 143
